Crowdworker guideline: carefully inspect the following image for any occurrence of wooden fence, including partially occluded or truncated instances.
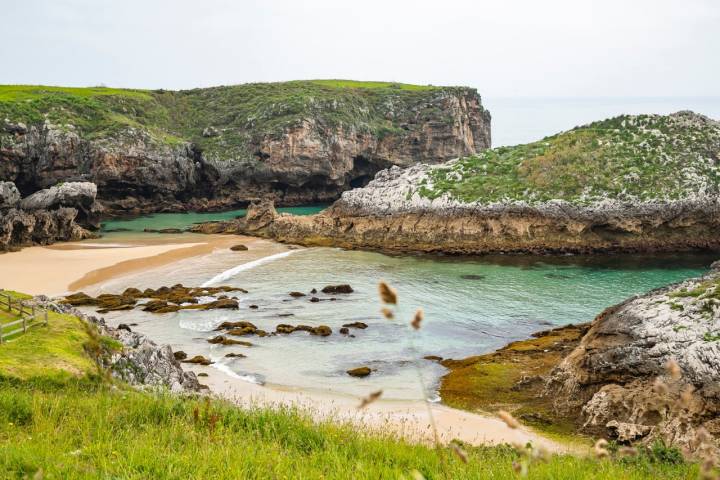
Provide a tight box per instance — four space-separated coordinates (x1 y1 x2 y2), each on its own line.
0 292 48 344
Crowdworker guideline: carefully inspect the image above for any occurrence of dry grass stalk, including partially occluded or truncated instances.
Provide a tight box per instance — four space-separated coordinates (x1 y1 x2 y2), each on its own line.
450 443 468 463
497 410 520 429
358 390 383 409
378 281 398 305
411 308 424 330
593 439 610 458
665 358 682 381
653 377 670 395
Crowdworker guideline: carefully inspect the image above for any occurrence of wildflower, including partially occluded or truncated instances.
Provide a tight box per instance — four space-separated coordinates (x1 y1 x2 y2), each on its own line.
411 308 424 330
378 281 398 305
358 390 383 409
498 410 520 429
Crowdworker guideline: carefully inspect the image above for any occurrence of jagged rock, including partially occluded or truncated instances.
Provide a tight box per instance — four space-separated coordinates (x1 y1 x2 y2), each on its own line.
309 297 320 303
61 292 97 306
546 265 720 450
347 366 372 377
322 284 353 294
207 335 252 346
117 324 132 332
339 327 349 335
424 355 443 362
289 291 306 297
215 321 257 331
34 297 200 392
606 420 653 443
225 353 247 358
310 325 332 337
276 324 296 334
173 351 188 360
203 298 239 310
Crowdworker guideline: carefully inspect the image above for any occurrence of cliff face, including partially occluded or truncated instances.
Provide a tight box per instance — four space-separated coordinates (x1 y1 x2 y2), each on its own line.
209 112 720 255
0 82 490 215
0 181 101 251
545 264 720 448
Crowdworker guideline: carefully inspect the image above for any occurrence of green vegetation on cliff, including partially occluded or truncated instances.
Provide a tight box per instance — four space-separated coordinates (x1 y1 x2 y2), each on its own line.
0 80 467 162
0 291 697 479
417 111 720 204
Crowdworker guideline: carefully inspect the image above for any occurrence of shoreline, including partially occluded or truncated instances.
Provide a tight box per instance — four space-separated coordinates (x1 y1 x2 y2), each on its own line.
184 361 576 453
0 233 245 296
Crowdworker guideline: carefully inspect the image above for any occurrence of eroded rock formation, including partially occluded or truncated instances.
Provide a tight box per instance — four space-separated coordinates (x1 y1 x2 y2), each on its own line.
0 181 102 251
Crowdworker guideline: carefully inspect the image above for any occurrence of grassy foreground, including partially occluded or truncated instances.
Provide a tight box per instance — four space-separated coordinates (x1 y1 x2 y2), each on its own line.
0 291 699 479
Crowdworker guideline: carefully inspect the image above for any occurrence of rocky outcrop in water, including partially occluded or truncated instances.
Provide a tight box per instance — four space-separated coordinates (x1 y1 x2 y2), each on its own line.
0 181 102 251
34 296 200 392
546 263 720 449
1 83 491 215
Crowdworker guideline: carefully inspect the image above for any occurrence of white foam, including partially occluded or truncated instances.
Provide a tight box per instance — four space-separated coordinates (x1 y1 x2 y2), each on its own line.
201 250 299 286
211 362 265 385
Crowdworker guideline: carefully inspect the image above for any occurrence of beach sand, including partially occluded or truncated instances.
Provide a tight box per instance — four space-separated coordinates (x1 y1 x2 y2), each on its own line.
186 364 575 453
0 234 248 296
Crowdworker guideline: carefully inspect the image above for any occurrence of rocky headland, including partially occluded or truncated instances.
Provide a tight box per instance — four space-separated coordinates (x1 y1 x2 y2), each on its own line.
441 262 720 451
0 180 102 251
0 81 490 215
202 111 720 255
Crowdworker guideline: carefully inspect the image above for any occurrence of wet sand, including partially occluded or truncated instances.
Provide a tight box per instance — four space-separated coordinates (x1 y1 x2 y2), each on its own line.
186 364 575 453
0 234 250 296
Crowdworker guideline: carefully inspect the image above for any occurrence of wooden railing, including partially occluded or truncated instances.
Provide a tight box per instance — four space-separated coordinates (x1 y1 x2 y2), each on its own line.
0 292 48 344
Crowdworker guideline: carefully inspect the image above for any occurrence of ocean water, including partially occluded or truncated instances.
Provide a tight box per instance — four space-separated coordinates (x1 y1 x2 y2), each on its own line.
93 234 715 400
485 97 720 147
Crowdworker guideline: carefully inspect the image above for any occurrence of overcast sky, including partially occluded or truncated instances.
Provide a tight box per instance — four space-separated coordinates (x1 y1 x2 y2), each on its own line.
1 0 718 97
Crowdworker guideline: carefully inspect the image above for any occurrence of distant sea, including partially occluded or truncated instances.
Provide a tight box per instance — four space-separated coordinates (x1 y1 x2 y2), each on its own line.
484 97 720 148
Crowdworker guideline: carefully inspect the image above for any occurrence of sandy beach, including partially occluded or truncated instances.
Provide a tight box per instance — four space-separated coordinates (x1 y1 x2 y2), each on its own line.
0 234 247 296
185 363 574 453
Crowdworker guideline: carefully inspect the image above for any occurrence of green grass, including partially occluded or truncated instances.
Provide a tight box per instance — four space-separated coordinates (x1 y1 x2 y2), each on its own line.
416 112 720 204
0 80 468 164
0 381 698 479
0 293 700 478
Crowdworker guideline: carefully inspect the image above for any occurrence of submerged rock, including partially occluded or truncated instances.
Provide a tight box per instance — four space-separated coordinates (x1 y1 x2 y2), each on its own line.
321 284 353 294
347 366 372 377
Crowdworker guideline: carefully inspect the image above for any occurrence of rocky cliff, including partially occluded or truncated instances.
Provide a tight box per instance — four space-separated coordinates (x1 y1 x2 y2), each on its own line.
204 112 720 254
0 82 491 215
0 181 101 251
545 263 720 449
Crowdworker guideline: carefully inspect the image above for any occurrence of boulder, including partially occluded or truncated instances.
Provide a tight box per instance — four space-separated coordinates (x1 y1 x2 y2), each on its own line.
230 244 248 251
173 351 188 361
339 327 349 335
322 284 353 294
289 291 306 297
310 325 332 337
347 366 371 377
0 182 21 209
182 355 214 366
61 292 97 306
276 324 296 334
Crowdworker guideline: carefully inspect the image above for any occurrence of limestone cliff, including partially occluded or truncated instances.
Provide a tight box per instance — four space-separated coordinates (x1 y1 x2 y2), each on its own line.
203 112 720 255
0 82 490 215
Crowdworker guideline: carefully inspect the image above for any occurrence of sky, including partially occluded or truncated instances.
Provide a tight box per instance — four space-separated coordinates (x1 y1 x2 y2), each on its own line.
0 0 718 97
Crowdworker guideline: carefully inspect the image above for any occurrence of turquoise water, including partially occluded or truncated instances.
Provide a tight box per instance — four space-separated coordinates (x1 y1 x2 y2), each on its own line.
100 205 328 232
90 223 716 400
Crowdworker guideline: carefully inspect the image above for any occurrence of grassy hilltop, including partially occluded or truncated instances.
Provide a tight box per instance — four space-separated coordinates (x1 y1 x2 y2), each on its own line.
0 291 699 479
0 80 462 163
417 111 720 204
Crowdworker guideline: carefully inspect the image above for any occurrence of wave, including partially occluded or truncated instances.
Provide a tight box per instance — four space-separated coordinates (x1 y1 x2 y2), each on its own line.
201 250 299 286
211 362 265 385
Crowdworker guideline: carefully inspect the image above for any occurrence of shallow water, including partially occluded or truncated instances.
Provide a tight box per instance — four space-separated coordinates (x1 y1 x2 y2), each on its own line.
89 217 716 401
100 205 328 233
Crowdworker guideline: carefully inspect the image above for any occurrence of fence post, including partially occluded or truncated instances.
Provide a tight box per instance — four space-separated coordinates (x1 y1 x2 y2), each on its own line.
7 297 11 313
31 306 36 325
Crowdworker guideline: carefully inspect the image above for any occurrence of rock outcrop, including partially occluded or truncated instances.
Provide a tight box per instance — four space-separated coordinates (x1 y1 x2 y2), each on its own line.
0 181 102 251
546 264 720 449
1 82 491 215
33 296 200 392
198 112 720 255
